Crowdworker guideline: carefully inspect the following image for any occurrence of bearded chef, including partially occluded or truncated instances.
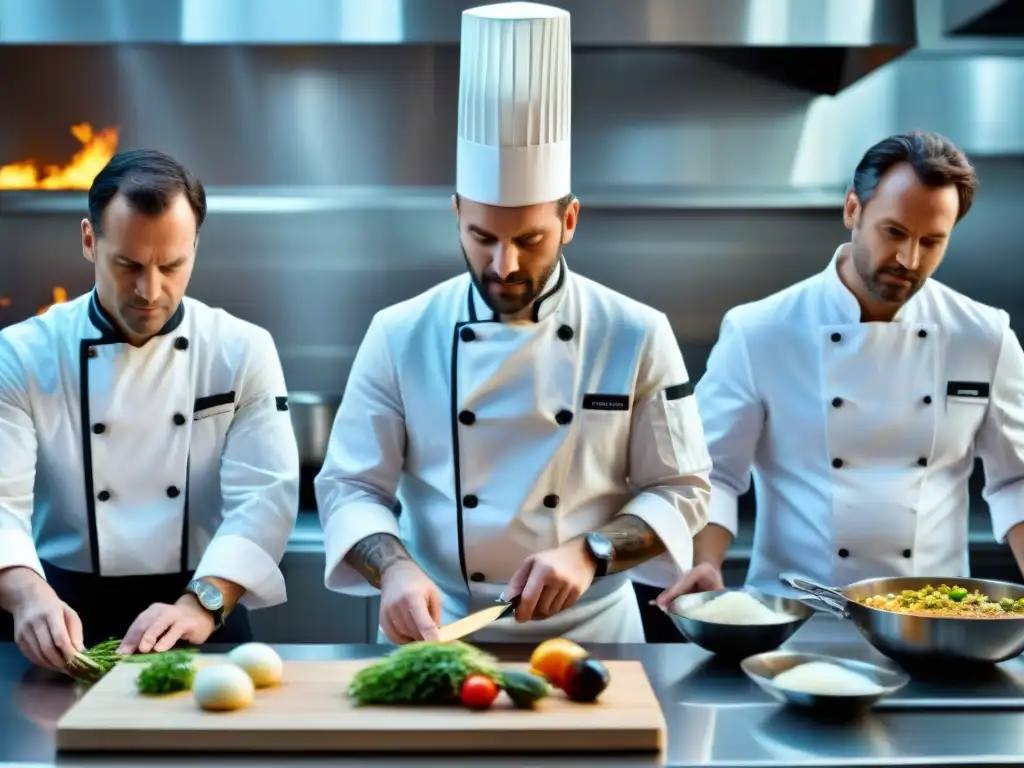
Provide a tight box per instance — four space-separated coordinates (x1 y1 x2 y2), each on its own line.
0 149 299 671
315 1 711 645
656 131 1024 608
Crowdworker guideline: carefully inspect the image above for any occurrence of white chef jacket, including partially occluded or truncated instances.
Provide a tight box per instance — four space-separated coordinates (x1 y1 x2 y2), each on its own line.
0 290 300 609
316 260 711 643
698 244 1024 592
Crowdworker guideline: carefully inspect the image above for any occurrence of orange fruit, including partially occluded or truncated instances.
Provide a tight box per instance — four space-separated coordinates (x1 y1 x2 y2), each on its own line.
529 638 589 690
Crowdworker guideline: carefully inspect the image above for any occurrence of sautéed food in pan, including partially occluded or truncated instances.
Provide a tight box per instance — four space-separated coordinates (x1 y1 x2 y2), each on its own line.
860 584 1024 618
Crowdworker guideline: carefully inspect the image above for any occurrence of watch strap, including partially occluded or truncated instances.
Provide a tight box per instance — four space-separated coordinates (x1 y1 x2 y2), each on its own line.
584 532 612 579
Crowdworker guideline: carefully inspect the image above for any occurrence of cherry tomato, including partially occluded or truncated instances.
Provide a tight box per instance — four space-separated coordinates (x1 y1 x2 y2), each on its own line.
529 638 589 690
460 673 499 710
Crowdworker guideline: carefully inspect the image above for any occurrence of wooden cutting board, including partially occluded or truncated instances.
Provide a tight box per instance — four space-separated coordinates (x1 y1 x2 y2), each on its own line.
56 656 666 753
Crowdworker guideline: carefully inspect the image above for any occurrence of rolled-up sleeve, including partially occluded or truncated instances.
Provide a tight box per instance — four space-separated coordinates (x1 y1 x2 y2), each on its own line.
0 334 44 579
976 321 1024 544
193 329 300 610
694 312 765 537
622 312 712 587
315 314 405 596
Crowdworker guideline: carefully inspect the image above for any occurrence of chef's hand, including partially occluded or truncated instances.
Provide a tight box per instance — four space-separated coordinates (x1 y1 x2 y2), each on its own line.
654 563 725 611
507 539 596 623
10 583 85 672
118 595 216 655
378 561 442 644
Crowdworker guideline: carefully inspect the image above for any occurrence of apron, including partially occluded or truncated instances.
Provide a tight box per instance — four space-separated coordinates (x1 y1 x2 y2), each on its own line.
375 573 645 645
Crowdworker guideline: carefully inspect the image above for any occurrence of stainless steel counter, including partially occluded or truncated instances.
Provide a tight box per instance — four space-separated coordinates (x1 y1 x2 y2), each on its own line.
3 614 1024 767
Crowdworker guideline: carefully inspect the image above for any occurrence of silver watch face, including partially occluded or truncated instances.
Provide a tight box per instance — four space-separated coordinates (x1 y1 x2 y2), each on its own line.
193 581 224 610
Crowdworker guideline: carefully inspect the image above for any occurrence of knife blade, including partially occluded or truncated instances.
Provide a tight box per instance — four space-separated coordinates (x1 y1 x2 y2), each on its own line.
436 593 521 643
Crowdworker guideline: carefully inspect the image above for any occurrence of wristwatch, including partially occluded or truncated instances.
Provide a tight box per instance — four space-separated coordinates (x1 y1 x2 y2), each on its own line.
184 579 226 628
584 532 614 578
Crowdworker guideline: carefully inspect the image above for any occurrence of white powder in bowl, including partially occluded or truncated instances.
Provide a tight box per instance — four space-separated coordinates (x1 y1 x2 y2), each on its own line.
680 591 795 625
772 661 884 696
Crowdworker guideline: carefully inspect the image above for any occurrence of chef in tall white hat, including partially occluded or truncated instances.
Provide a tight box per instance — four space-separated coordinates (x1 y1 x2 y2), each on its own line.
316 1 711 644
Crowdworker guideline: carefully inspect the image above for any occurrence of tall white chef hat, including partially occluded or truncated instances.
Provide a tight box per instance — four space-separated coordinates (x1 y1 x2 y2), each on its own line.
456 2 572 208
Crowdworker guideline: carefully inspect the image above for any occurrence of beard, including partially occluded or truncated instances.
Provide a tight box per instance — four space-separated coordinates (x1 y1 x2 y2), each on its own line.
462 245 562 317
850 238 924 305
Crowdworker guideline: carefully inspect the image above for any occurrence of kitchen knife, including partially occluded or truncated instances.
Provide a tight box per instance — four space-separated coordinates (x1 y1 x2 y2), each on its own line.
436 593 521 643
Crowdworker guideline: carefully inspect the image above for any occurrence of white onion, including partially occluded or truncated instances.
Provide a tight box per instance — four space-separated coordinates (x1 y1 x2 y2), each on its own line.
192 664 255 711
227 642 284 688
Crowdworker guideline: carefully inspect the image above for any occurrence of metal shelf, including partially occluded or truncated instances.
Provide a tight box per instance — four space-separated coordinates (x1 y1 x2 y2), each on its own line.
0 185 847 215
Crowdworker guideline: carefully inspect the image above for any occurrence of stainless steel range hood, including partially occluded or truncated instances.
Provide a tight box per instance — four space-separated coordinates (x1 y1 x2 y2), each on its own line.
0 0 918 94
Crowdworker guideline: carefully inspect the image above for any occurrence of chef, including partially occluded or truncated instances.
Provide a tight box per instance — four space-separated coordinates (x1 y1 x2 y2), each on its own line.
656 131 1024 607
316 1 711 645
0 149 300 671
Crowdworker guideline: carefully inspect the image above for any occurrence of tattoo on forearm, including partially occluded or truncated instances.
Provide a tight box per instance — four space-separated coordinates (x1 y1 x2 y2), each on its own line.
345 533 411 589
595 514 666 574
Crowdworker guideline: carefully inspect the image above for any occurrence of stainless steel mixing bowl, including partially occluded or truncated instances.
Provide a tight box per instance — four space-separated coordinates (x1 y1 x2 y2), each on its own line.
741 650 910 718
666 587 813 661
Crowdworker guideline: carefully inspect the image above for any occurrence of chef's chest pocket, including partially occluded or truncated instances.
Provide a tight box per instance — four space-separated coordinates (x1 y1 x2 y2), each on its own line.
936 382 990 461
189 391 236 468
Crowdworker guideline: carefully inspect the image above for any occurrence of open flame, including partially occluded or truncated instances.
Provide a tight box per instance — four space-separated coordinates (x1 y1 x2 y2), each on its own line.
0 287 69 316
38 286 70 315
0 123 119 190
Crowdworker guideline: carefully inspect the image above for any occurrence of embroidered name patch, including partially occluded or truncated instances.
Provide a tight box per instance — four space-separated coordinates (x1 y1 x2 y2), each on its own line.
664 381 694 401
946 381 990 399
582 394 631 411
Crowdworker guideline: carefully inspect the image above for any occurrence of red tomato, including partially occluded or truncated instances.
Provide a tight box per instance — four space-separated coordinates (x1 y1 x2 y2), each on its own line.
460 673 499 710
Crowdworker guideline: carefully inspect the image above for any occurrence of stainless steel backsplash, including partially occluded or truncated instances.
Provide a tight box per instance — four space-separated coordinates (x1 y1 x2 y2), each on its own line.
1 44 1022 395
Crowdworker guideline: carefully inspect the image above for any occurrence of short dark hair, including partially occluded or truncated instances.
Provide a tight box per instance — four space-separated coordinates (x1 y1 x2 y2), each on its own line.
852 131 978 223
88 148 207 236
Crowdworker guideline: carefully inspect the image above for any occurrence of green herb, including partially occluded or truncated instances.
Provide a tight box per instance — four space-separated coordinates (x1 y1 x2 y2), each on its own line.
67 637 122 679
348 641 500 706
135 653 196 695
66 637 199 684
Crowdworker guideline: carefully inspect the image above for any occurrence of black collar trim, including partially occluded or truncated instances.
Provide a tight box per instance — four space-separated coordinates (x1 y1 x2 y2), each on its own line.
87 291 185 342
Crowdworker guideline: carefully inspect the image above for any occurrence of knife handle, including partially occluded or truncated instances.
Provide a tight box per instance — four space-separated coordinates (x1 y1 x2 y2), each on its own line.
498 592 522 608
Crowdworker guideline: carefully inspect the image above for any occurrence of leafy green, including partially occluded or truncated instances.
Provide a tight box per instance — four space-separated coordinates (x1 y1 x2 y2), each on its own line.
135 652 196 695
348 641 500 706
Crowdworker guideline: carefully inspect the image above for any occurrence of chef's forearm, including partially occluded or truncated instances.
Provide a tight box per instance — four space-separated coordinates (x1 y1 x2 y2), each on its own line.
591 514 666 574
692 524 734 570
0 565 50 613
344 533 413 589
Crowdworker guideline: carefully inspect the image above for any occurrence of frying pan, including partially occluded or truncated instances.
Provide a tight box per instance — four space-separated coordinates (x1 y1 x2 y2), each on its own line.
780 572 1024 667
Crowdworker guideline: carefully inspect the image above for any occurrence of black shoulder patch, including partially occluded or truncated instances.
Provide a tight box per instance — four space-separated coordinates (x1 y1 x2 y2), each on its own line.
665 381 694 401
276 396 289 412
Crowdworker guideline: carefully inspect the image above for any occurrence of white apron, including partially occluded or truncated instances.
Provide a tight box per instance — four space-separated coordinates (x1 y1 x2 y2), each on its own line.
697 245 1024 593
319 260 711 643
